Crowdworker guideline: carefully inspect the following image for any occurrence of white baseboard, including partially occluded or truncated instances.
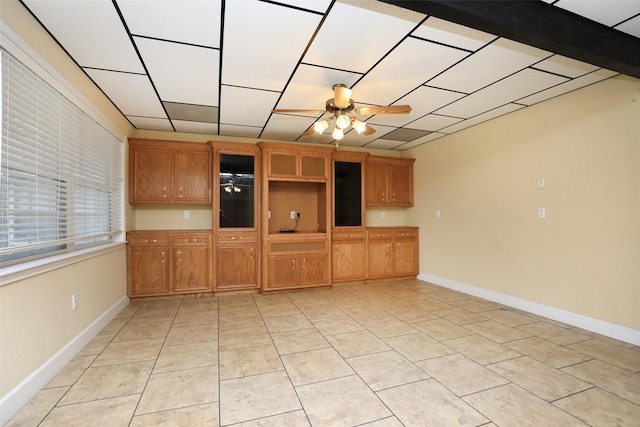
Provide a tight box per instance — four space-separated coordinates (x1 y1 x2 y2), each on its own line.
0 296 130 425
419 273 640 347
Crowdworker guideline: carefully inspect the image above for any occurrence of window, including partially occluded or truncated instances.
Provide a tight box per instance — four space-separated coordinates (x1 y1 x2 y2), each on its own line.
0 48 124 267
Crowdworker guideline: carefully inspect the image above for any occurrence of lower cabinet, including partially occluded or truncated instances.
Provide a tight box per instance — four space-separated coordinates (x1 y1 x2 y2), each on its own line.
127 231 212 298
332 230 365 283
266 253 329 290
215 232 259 292
366 227 418 280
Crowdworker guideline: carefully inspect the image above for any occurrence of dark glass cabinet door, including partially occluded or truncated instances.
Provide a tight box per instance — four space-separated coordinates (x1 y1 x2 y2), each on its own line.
334 161 362 227
219 154 255 228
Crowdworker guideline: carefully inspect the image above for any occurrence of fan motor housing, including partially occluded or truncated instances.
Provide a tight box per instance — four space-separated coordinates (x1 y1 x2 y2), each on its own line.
326 98 354 114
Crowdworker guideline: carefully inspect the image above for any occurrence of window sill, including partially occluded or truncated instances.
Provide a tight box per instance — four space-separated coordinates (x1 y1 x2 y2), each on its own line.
0 242 126 286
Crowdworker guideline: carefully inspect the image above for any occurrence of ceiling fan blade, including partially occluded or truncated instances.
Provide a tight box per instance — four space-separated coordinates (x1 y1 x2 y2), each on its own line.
272 108 326 114
361 124 376 136
354 105 412 115
302 126 316 136
333 84 352 109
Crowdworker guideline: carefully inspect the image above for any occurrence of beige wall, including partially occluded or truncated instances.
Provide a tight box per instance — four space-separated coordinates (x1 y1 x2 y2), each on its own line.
406 75 640 330
1 1 135 404
0 248 127 397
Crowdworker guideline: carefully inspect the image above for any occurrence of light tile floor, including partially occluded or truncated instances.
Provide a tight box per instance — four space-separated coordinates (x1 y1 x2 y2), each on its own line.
7 279 640 426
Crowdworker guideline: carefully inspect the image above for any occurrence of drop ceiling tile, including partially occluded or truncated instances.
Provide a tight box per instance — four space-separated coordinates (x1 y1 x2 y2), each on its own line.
413 16 495 51
380 128 431 141
353 37 470 106
436 68 567 118
428 38 552 93
533 55 599 78
163 102 218 123
220 86 281 127
117 0 222 48
439 103 525 134
135 37 219 106
222 0 323 91
303 2 419 73
299 132 336 145
554 0 640 26
262 114 318 141
22 0 144 73
275 64 361 112
517 69 619 105
219 124 263 139
85 69 165 117
397 132 447 150
127 116 174 131
407 114 464 132
279 0 332 13
172 120 218 134
616 14 640 38
367 86 465 126
364 138 406 150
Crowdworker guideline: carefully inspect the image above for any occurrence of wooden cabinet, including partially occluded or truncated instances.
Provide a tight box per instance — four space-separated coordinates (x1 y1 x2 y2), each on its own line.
365 156 414 206
266 241 329 290
210 142 261 293
129 138 211 204
260 142 333 292
127 231 212 298
332 230 365 283
215 233 259 291
366 227 418 280
262 142 330 181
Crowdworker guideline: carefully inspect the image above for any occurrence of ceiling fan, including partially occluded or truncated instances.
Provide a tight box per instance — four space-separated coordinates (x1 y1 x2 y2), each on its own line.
272 84 412 141
220 173 251 193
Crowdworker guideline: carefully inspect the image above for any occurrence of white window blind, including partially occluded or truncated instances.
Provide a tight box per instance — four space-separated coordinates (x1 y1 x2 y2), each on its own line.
0 48 124 266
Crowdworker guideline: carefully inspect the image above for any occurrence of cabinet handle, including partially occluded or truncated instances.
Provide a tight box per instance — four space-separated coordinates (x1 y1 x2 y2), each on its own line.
392 193 396 201
162 187 167 198
193 238 197 242
161 252 165 263
178 187 183 198
177 251 181 262
291 260 295 269
382 192 385 201
250 248 254 259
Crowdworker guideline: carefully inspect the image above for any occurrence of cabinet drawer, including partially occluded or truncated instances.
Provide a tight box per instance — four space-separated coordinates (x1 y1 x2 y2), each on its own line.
333 231 365 240
171 234 210 246
393 229 418 239
129 235 170 247
367 230 393 239
217 233 258 243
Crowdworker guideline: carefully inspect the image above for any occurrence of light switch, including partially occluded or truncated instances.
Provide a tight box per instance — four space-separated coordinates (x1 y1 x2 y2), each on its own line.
538 207 546 219
537 177 545 189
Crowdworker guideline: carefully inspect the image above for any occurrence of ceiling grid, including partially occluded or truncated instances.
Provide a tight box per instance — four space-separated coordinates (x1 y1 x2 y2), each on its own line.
19 0 640 150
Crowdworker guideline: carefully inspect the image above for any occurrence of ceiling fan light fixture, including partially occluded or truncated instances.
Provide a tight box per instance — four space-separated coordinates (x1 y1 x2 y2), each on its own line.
333 84 352 109
335 114 350 129
332 127 344 140
352 118 367 134
314 119 330 134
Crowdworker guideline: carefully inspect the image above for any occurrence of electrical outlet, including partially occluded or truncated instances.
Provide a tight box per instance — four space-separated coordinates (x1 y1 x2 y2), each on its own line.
72 294 78 310
290 211 296 219
184 210 190 219
538 207 546 219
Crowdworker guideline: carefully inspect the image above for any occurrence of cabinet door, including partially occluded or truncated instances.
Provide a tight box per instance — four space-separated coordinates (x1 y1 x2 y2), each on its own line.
365 162 388 204
175 150 211 203
129 248 170 296
299 254 329 286
394 239 417 276
332 241 365 281
268 152 297 178
389 163 413 206
366 240 393 278
173 247 211 292
267 256 298 288
216 245 258 290
300 155 327 180
131 148 172 202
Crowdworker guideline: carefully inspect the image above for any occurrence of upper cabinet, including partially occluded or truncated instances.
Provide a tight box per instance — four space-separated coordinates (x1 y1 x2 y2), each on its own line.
262 142 331 181
365 155 415 206
129 138 211 204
